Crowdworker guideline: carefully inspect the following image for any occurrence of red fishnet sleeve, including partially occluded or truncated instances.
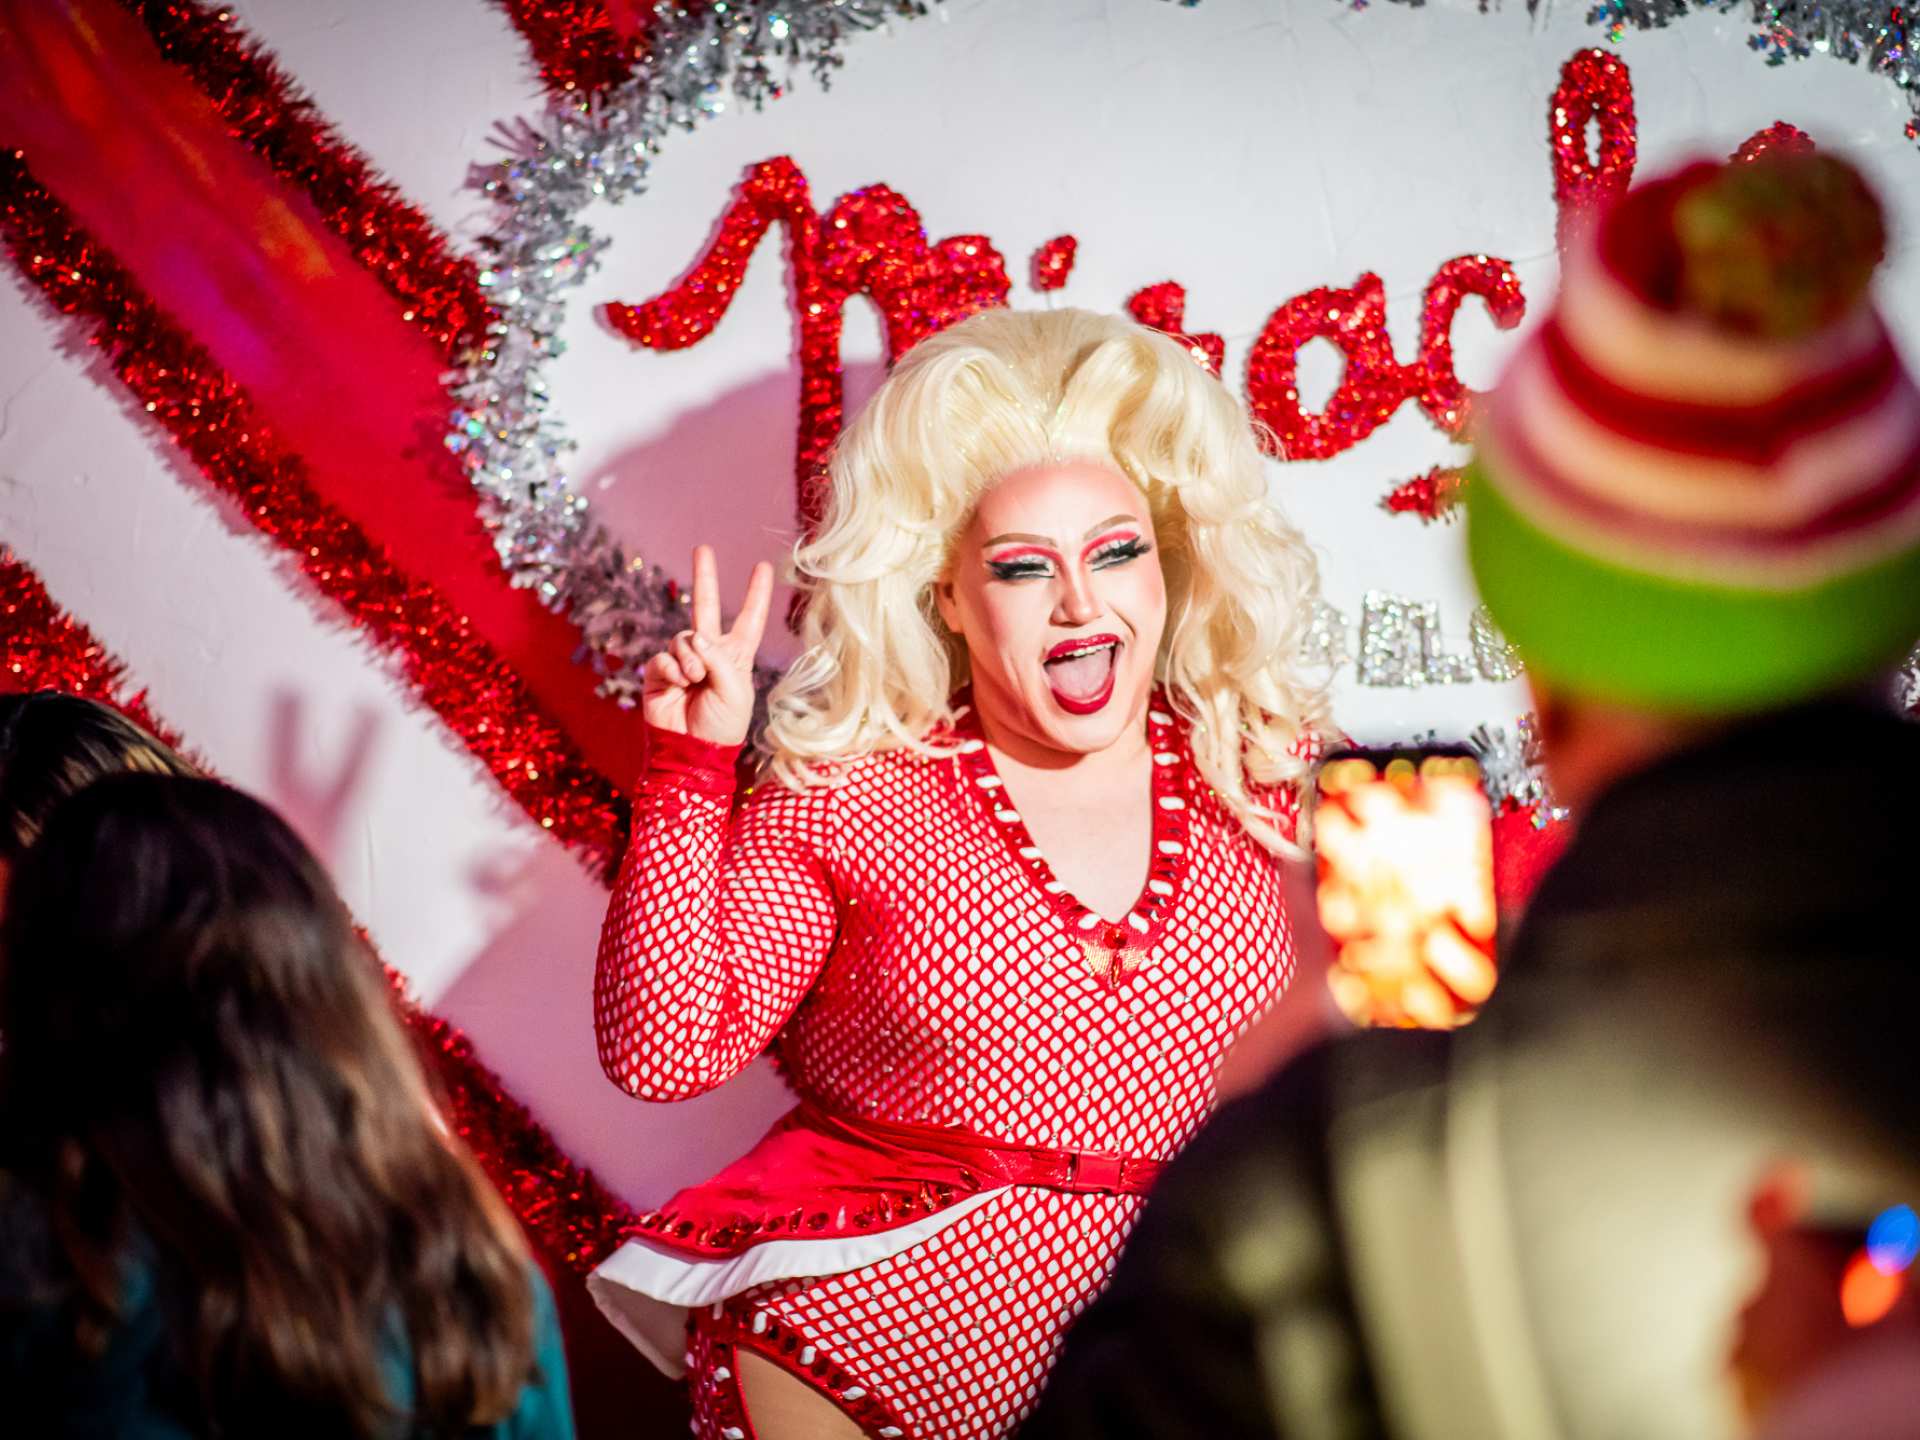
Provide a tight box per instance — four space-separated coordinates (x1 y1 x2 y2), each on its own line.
593 729 840 1101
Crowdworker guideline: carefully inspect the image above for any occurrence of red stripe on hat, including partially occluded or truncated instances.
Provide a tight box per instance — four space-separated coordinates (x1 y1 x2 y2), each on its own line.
1537 316 1901 466
1490 398 1920 560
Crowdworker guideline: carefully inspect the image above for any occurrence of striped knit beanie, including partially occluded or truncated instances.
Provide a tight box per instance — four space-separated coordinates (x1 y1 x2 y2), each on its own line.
1467 154 1920 710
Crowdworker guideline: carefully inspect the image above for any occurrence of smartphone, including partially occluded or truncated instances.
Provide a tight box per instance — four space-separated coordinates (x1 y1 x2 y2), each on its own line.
1310 747 1498 1030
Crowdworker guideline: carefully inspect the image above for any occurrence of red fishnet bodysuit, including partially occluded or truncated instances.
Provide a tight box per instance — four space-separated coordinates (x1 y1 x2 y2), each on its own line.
594 702 1305 1439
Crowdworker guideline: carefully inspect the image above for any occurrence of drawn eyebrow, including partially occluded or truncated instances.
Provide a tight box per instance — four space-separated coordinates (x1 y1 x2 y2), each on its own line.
981 517 1140 549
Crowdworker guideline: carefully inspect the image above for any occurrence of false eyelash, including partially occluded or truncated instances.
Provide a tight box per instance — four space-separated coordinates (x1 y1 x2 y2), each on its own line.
1089 537 1151 569
986 557 1056 582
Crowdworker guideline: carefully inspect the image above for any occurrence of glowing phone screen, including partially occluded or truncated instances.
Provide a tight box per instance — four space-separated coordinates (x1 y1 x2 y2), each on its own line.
1313 751 1498 1030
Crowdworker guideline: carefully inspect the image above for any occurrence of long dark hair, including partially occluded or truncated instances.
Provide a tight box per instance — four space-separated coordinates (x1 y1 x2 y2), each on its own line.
0 691 196 860
0 774 537 1436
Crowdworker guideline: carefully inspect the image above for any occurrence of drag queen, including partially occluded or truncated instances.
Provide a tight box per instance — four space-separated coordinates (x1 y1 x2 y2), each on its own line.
588 308 1329 1440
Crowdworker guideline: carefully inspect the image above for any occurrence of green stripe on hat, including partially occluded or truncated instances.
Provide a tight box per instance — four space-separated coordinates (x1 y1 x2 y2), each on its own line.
1465 459 1920 711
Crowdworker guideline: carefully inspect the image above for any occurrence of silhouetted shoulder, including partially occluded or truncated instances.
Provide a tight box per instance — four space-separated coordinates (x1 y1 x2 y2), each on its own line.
1162 1027 1455 1223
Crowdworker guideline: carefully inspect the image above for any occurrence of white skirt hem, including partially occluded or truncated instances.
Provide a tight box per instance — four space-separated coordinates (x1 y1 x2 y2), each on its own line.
586 1188 1007 1377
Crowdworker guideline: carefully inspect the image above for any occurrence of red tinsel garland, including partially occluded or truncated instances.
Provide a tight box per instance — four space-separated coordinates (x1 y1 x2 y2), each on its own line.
0 151 628 879
494 0 652 97
0 555 170 724
0 548 639 1272
408 1003 640 1274
116 0 493 360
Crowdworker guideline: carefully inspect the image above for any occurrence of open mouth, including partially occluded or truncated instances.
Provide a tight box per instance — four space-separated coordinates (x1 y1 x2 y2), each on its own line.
1043 634 1121 715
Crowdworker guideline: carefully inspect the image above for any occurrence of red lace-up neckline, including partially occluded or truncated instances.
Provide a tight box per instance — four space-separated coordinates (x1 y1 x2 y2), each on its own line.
949 691 1194 980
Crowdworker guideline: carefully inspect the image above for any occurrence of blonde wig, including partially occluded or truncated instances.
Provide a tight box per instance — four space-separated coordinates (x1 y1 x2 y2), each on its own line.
765 306 1330 852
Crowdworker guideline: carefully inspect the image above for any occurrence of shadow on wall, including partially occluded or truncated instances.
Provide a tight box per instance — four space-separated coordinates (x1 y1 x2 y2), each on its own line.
263 689 381 867
436 833 797 1205
254 685 794 1201
583 358 890 664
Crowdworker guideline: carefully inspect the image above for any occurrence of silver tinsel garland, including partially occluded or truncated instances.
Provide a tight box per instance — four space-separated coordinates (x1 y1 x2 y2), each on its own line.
1377 716 1561 817
1467 716 1566 819
1586 0 1918 122
447 2 939 706
1351 0 1920 143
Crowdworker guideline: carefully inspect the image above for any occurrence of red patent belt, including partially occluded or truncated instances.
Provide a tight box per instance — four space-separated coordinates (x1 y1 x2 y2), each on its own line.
796 1100 1167 1197
627 1099 1170 1258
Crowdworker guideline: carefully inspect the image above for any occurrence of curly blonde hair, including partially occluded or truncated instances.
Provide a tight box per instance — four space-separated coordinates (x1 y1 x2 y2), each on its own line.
765 307 1329 851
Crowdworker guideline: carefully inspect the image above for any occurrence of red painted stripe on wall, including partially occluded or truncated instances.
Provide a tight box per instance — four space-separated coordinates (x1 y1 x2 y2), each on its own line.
0 149 631 876
116 0 493 360
0 0 645 800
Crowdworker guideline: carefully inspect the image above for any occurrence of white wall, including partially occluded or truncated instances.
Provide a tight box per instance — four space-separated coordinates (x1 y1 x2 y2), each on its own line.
4 0 1915 1204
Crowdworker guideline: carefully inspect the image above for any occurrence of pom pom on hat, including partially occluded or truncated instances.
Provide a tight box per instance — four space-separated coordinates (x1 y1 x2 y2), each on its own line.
1656 154 1883 338
1467 152 1920 711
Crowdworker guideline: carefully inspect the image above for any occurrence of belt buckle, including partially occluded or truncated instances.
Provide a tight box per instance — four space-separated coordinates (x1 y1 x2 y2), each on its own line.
1067 1150 1128 1194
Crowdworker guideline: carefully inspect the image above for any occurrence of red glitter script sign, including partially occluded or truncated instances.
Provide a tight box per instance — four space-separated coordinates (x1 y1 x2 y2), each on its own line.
604 156 1009 538
606 156 1520 526
607 48 1820 536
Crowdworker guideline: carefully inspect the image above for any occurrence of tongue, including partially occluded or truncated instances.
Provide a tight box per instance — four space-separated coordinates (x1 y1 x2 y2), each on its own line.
1047 646 1114 700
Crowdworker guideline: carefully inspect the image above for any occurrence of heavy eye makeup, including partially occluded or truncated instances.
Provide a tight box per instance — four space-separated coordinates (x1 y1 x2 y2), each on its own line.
1086 534 1152 570
983 533 1151 582
983 547 1059 582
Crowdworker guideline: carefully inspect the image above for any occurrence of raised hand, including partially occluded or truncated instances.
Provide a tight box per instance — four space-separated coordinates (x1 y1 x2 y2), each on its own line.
642 545 775 747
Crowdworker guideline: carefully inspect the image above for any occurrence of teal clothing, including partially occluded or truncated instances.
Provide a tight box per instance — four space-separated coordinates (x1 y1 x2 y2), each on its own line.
380 1268 576 1440
0 1203 576 1439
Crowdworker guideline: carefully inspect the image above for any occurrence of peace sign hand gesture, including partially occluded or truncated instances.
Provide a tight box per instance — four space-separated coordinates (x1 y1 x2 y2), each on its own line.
642 545 775 748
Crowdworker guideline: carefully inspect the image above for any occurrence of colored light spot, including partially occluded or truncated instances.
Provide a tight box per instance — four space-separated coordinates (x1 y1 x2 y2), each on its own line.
1867 1203 1919 1275
1841 1248 1906 1327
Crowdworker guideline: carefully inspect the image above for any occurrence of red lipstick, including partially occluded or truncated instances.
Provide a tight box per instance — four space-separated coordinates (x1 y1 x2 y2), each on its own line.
1043 634 1121 716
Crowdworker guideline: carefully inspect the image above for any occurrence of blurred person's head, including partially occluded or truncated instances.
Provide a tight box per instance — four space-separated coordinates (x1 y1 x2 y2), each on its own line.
0 773 538 1438
0 691 195 903
1467 154 1920 809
